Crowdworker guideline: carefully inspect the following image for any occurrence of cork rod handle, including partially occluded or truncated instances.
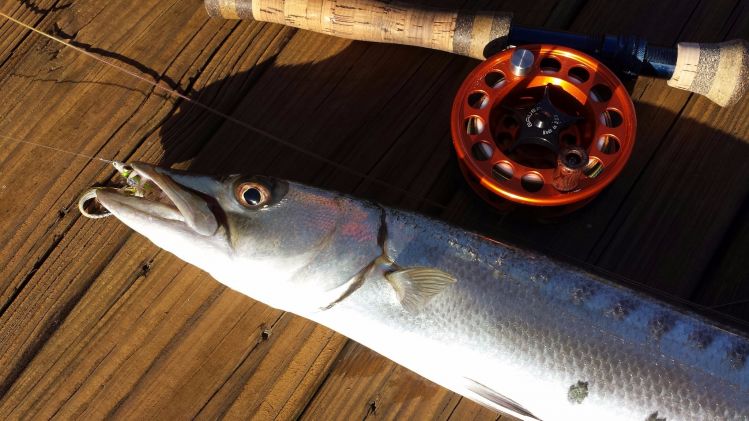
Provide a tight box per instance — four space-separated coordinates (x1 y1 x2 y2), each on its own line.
204 0 512 60
667 40 749 107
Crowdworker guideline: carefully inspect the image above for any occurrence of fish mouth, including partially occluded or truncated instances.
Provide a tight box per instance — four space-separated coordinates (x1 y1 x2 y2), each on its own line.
95 162 219 236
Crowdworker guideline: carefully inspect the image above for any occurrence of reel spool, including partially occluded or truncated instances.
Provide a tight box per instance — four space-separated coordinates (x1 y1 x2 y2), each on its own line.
451 45 636 213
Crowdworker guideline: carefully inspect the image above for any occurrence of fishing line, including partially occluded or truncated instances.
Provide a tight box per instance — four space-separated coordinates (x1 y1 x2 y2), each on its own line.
0 133 114 163
0 11 449 210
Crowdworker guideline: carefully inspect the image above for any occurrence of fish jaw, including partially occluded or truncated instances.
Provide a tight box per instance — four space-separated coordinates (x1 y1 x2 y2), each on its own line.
130 162 219 236
94 163 233 279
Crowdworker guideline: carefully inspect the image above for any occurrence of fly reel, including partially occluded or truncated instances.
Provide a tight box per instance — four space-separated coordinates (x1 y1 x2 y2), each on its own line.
451 45 636 212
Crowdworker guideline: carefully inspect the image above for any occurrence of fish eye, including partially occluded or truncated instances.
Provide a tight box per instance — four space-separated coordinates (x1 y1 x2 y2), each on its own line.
235 182 271 209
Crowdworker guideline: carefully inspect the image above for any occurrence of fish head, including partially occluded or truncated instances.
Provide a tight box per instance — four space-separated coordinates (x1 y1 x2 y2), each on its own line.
94 162 381 312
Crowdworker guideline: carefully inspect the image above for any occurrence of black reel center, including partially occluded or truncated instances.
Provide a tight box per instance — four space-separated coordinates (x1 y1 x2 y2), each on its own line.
510 84 582 155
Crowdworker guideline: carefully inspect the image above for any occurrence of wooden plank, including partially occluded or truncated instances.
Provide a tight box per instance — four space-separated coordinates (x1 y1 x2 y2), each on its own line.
0 0 203 392
675 3 749 321
0 0 747 420
0 0 62 63
195 316 347 420
0 0 305 414
300 342 467 420
693 197 749 321
0 0 226 309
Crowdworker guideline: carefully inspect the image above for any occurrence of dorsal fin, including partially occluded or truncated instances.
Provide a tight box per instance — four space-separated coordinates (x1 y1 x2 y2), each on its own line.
463 378 541 421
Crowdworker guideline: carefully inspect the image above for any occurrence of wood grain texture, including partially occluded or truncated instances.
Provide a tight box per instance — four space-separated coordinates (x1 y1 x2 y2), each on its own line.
204 0 511 59
0 0 747 420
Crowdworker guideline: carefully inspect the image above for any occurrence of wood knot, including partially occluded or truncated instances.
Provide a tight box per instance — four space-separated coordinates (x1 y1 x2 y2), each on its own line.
260 324 272 341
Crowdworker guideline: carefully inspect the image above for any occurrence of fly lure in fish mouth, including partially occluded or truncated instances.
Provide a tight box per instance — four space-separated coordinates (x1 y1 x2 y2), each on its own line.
77 162 148 219
79 160 749 421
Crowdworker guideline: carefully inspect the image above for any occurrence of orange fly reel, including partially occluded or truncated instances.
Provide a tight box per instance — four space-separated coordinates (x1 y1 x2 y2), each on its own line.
451 45 636 211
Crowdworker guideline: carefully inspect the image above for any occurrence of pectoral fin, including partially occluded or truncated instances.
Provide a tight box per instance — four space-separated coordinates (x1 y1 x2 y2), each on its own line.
385 267 456 312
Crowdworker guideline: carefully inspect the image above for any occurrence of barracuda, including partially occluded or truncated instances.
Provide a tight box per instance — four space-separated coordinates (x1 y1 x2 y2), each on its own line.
86 162 749 421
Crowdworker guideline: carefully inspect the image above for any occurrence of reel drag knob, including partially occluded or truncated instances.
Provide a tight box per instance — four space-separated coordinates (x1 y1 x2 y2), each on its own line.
510 48 535 76
451 45 636 211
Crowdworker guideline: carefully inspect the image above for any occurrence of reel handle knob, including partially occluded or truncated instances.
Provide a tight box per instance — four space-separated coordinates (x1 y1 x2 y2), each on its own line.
204 0 511 60
667 40 749 107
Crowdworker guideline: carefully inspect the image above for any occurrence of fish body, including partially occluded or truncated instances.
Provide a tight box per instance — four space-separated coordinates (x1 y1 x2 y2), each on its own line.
92 163 749 421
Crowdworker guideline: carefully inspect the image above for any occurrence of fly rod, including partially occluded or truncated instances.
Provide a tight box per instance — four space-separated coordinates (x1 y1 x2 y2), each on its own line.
205 0 748 107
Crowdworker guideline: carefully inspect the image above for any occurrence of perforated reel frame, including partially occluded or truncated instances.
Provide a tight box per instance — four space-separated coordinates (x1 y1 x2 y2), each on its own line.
451 45 637 207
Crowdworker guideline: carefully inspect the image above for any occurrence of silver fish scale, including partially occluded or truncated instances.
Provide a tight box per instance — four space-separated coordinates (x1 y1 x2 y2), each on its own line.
312 206 749 421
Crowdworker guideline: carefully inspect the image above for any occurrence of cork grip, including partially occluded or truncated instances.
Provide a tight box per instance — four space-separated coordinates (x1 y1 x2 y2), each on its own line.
204 0 512 60
668 40 749 107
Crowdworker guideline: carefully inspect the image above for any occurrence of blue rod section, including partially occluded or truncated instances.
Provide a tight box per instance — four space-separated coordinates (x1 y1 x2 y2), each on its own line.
506 25 676 79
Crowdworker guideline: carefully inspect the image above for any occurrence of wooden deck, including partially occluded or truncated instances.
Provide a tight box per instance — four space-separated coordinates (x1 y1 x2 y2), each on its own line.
0 0 747 419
